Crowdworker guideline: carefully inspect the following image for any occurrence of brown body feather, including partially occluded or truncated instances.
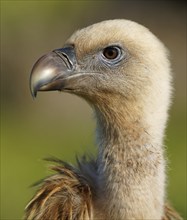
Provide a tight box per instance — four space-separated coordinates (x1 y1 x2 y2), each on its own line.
25 159 93 220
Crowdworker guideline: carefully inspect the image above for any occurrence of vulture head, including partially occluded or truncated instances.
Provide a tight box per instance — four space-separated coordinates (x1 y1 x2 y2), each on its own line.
30 20 171 141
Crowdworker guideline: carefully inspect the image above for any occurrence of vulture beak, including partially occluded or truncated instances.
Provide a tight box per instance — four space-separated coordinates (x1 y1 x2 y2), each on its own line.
30 47 77 97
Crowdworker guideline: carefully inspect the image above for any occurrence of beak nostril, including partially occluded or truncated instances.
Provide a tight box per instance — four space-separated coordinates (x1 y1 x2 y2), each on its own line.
53 46 76 70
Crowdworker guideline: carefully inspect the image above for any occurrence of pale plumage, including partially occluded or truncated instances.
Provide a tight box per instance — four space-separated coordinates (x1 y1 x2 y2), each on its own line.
25 19 182 220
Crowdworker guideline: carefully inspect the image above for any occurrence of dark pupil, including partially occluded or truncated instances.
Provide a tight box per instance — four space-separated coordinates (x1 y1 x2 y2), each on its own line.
104 47 118 59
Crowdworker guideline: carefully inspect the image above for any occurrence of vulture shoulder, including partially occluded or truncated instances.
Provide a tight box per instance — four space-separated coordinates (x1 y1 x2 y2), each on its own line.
24 159 93 220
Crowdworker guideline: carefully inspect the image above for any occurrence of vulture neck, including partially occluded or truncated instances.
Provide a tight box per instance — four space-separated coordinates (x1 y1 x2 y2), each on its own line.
94 100 165 219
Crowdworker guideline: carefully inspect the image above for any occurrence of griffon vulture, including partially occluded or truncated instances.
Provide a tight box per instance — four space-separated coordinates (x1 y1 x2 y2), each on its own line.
25 19 182 220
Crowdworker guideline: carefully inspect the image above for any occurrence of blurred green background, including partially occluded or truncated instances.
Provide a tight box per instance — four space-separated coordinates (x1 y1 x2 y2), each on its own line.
1 1 186 219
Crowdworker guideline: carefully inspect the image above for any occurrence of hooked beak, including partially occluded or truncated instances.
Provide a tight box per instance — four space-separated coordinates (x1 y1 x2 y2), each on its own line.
30 46 77 97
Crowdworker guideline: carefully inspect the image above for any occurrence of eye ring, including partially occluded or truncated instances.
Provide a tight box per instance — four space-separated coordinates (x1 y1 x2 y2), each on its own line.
102 46 121 60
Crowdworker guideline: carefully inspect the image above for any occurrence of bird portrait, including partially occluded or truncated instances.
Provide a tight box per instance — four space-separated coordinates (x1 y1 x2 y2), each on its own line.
25 19 182 220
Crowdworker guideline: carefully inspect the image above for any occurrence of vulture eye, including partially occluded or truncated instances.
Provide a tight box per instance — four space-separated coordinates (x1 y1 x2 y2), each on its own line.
101 46 124 66
103 46 120 60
